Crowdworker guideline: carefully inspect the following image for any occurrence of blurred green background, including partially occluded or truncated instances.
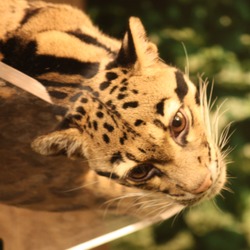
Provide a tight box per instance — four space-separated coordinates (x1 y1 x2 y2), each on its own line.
86 0 250 249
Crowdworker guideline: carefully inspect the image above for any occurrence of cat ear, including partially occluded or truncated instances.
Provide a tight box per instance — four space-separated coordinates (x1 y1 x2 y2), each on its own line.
31 127 84 157
117 17 159 69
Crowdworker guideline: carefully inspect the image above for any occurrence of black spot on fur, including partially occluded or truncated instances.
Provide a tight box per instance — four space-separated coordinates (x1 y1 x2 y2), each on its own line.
102 134 110 144
93 91 100 97
76 106 86 116
162 189 170 194
110 85 118 94
132 89 139 94
70 92 82 102
153 119 167 131
73 114 82 120
175 71 188 102
49 90 68 99
156 98 167 116
138 148 146 154
96 171 119 180
81 97 88 103
197 156 201 163
126 153 139 162
96 111 104 118
120 138 125 145
134 119 144 126
106 72 118 81
99 81 111 90
86 116 90 124
121 78 127 84
119 86 127 92
106 100 113 106
88 121 92 129
117 93 127 100
111 103 117 110
122 101 138 109
93 120 98 131
110 151 123 164
103 122 114 132
119 132 128 145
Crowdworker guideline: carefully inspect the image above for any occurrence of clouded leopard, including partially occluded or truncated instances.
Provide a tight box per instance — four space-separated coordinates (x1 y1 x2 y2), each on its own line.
0 0 228 211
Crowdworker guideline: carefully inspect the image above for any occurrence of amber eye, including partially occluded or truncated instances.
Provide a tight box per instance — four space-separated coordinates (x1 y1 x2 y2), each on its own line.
171 111 187 137
127 164 156 182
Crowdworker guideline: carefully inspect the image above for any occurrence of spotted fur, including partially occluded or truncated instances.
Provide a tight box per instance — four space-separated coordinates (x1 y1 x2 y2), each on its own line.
0 0 228 208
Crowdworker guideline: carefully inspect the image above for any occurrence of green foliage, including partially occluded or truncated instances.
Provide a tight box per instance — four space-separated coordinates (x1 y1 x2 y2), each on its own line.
87 0 250 249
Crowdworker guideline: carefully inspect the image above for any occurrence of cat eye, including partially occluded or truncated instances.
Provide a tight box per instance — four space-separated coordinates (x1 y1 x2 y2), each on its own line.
170 110 188 138
127 163 157 182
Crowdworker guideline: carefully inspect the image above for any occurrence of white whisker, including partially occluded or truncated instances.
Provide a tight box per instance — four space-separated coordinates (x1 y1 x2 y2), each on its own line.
218 122 235 149
63 181 100 192
181 42 189 77
141 201 175 219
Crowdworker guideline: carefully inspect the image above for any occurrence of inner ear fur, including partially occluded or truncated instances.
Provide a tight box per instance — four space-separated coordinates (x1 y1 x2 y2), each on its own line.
117 17 159 69
31 128 84 157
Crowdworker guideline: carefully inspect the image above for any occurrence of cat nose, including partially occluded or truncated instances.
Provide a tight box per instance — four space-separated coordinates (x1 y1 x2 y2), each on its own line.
191 174 212 194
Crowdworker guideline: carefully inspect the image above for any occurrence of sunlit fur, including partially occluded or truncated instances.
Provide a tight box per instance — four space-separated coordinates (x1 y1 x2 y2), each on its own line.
101 80 231 217
0 0 232 216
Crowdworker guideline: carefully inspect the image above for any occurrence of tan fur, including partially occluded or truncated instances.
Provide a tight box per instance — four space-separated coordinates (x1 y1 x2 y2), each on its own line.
36 31 107 62
0 0 228 208
0 0 28 38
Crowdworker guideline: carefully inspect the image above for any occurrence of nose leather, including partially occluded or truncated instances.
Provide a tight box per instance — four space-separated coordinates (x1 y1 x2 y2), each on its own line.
191 174 212 194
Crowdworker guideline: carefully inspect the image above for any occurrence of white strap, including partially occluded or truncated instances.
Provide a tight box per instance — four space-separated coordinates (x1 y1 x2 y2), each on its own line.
0 61 52 104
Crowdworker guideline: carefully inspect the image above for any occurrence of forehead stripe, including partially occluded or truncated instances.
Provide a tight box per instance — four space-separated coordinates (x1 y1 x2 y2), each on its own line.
175 71 188 102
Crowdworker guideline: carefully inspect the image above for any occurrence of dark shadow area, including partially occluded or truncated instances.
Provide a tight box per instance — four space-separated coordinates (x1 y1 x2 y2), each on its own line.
0 238 4 250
